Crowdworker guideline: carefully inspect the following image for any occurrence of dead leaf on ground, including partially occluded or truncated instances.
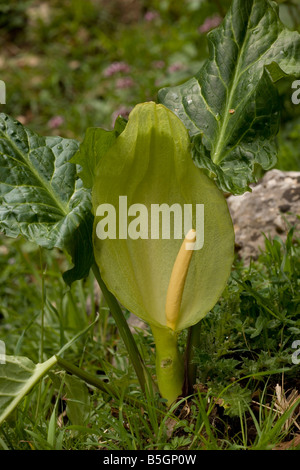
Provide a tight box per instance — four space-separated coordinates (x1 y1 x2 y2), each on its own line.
273 433 300 450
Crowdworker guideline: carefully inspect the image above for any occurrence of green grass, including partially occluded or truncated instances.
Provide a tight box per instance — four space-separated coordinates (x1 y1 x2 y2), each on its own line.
276 116 300 171
0 227 299 450
1 0 221 139
0 0 300 451
1 0 299 166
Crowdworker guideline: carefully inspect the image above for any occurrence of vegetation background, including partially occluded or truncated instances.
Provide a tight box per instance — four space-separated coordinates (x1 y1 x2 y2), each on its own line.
0 0 300 450
1 0 299 164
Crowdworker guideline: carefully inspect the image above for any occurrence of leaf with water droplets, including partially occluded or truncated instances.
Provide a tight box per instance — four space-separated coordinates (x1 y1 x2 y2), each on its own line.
0 113 93 284
159 0 300 194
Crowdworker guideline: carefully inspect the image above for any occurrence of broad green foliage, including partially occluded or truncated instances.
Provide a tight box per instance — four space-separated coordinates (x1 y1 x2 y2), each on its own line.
0 355 57 425
0 316 105 425
64 374 90 426
0 114 93 284
70 128 117 189
92 102 235 332
0 0 299 419
70 116 127 189
159 0 300 194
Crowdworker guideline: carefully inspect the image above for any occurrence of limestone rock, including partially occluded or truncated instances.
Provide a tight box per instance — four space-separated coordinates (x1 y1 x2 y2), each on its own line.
227 170 300 262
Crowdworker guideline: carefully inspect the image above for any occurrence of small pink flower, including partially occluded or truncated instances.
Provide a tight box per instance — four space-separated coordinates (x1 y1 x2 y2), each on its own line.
48 115 64 129
198 15 222 33
152 60 165 69
103 61 131 77
111 106 132 127
168 62 184 73
116 77 135 89
144 10 159 22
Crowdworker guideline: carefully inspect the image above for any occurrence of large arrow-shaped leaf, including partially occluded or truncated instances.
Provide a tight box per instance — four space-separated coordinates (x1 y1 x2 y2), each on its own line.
0 355 58 425
0 315 107 425
158 0 300 194
0 114 93 284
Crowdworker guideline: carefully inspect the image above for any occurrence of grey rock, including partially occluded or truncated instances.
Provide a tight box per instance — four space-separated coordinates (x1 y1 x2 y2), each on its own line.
227 169 300 262
128 313 148 333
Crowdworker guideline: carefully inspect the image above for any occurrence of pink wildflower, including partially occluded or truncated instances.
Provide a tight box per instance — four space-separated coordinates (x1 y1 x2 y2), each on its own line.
116 77 135 89
198 15 222 34
111 106 132 127
103 61 131 77
152 60 165 69
48 115 64 129
144 11 159 22
168 62 185 73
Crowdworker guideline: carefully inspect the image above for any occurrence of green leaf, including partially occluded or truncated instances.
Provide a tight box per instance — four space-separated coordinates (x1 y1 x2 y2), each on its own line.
0 316 101 425
0 113 94 284
217 383 252 418
70 128 117 190
70 116 127 189
64 374 90 426
158 0 300 194
92 102 235 332
0 355 57 425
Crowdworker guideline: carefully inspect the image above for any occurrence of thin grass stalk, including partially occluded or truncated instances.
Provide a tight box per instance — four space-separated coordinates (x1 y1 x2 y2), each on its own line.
92 262 151 395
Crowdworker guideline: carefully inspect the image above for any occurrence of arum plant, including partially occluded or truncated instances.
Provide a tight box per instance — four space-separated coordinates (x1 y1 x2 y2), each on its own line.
91 102 234 404
0 0 299 420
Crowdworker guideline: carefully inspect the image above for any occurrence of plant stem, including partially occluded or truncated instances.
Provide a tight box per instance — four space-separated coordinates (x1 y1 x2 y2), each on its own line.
183 321 201 396
151 325 184 406
92 262 150 394
35 247 45 421
56 355 144 408
56 356 143 407
56 356 118 397
39 247 45 363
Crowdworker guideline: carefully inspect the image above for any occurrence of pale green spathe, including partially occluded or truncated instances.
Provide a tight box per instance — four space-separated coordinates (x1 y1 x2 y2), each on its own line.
92 102 234 332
